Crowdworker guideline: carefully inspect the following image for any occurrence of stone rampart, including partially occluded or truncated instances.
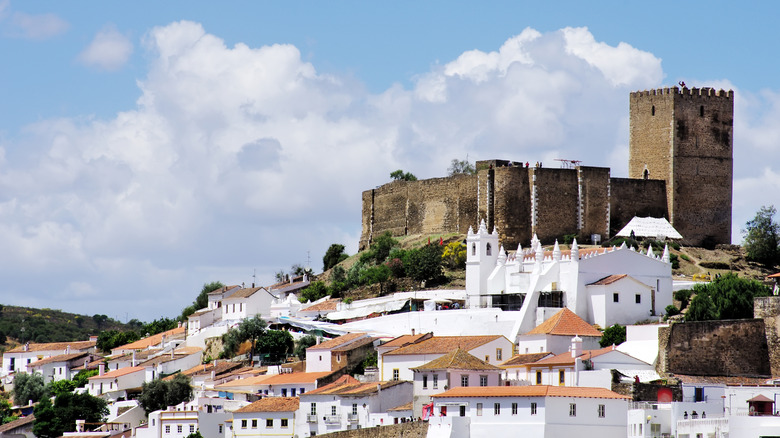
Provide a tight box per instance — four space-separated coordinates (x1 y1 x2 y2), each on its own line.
319 421 427 438
609 178 668 237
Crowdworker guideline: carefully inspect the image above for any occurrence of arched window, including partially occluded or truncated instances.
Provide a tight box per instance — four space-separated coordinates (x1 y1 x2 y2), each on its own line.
486 243 492 256
472 243 476 256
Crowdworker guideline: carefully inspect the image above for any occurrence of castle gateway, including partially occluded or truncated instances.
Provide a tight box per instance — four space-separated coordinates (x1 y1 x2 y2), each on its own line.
360 87 733 249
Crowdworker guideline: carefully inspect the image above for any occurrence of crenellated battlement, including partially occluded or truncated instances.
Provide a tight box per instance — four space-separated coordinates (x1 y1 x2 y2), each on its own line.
631 86 733 99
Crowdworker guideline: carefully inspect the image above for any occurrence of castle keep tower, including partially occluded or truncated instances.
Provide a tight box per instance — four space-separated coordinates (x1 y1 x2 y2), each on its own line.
629 87 733 246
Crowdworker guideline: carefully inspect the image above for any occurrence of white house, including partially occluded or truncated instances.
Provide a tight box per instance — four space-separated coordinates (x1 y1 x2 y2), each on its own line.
138 347 203 382
516 307 602 355
429 385 630 438
111 326 186 356
305 333 373 373
222 287 280 322
25 352 98 384
380 335 513 382
465 220 673 335
298 375 413 437
231 397 299 438
87 364 145 398
2 340 96 378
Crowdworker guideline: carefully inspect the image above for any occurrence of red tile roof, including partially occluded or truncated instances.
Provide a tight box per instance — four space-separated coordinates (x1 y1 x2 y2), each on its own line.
7 340 95 353
89 366 145 380
525 346 615 367
588 274 629 285
305 377 406 396
307 333 368 351
301 299 341 312
499 352 553 367
114 326 185 351
380 333 432 349
433 385 629 399
383 336 504 356
26 352 91 367
234 397 300 413
525 308 602 337
257 372 333 385
411 349 500 371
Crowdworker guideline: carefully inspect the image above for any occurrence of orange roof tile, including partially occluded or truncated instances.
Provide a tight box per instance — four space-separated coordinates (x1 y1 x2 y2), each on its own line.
258 372 333 385
433 385 630 399
588 274 629 285
234 397 300 413
301 299 341 312
7 340 96 353
383 336 503 356
114 326 185 351
412 349 499 371
499 352 553 367
208 285 241 295
213 374 274 389
526 346 615 367
525 308 602 337
308 333 369 351
89 366 145 380
223 287 268 301
380 333 432 349
26 352 91 367
305 379 406 396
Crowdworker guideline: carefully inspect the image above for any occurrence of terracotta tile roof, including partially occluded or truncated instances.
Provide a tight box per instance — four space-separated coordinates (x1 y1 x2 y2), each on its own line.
526 346 615 367
674 374 771 386
89 366 145 380
433 385 630 399
108 350 156 364
588 274 628 286
333 336 375 353
267 276 307 290
114 326 185 351
380 333 432 349
383 336 504 356
499 352 553 367
223 287 267 301
308 333 369 351
179 361 243 378
208 285 241 295
7 340 95 353
388 402 413 411
525 308 602 337
136 348 202 367
301 298 341 312
305 377 406 396
234 397 300 413
26 352 90 367
411 348 500 371
259 371 333 385
0 414 35 433
213 374 273 389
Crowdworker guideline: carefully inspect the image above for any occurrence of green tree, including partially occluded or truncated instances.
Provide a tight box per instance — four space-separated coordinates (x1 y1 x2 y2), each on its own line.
361 232 398 265
674 289 692 310
71 369 98 388
323 244 349 271
447 158 476 176
12 372 47 405
404 244 444 283
96 330 141 353
221 316 268 361
142 318 178 336
743 205 780 266
32 392 108 438
599 324 626 348
0 396 18 425
181 281 225 320
256 330 294 364
685 273 772 321
92 314 108 329
294 335 318 360
298 281 329 303
390 169 417 181
47 379 77 398
138 374 193 414
186 432 204 438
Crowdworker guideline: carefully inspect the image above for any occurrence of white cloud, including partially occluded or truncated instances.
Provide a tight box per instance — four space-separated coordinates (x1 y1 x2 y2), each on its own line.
3 22 777 319
78 24 133 71
7 10 68 40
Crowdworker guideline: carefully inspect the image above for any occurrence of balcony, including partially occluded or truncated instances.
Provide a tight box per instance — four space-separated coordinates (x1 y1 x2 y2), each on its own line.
324 415 341 424
347 413 359 423
306 414 318 423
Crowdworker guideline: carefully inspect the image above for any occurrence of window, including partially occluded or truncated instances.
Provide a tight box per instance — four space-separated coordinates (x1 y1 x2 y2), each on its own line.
559 370 565 385
433 374 438 389
165 425 170 433
700 105 704 117
531 402 537 415
352 404 358 415
569 403 576 417
636 294 641 304
461 375 469 387
536 371 542 385
652 105 656 116
266 419 273 428
472 243 476 256
476 403 483 416
598 404 605 418
300 388 305 394
393 369 399 381
337 354 341 362
331 406 337 416
486 243 492 256
189 425 195 433
281 388 287 397
218 424 223 433
281 418 289 428
512 403 518 415
613 292 619 303
440 406 447 416
494 403 501 415
177 425 183 433
311 403 317 415
252 419 258 428
459 405 466 417
423 375 428 389
241 420 248 429
496 348 503 361
291 388 296 397
479 375 488 387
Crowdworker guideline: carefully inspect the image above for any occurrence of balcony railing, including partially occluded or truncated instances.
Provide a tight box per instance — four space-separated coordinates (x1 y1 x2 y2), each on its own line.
324 415 340 424
306 414 318 423
347 413 359 423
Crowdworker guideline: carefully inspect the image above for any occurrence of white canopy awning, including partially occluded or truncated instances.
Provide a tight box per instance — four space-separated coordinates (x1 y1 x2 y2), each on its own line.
616 216 683 240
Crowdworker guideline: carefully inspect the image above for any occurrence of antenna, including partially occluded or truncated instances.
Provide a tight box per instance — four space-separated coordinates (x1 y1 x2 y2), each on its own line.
306 251 311 270
252 268 256 286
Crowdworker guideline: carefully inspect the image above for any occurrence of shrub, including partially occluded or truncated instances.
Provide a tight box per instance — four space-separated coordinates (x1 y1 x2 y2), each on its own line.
674 289 692 310
665 305 681 317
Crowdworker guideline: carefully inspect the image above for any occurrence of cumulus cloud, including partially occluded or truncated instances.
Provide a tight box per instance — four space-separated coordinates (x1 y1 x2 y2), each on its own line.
3 22 775 319
78 24 133 71
5 9 68 40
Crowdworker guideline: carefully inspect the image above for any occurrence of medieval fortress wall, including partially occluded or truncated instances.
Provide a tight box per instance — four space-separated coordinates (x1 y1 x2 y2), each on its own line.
360 87 733 250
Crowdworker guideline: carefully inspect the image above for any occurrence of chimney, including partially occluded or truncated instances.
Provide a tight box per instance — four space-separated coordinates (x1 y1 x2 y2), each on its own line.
132 351 136 367
411 328 416 336
571 335 583 358
211 370 215 381
98 362 105 376
316 336 321 345
23 342 29 352
65 345 71 354
75 419 86 432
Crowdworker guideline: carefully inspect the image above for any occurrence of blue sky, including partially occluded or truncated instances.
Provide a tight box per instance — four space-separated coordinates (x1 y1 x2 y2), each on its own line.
1 1 779 322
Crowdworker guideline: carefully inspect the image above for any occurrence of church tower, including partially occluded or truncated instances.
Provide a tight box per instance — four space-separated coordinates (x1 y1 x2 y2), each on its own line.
629 86 734 246
466 219 499 307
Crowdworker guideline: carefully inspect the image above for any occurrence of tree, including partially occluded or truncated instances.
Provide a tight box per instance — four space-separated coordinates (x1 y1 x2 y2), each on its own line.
743 205 780 266
92 314 108 329
186 432 204 438
138 374 193 414
47 379 77 398
221 316 268 361
442 241 467 269
181 281 225 320
141 317 178 336
447 158 476 176
71 369 98 389
390 169 417 181
298 281 329 303
96 330 141 353
12 372 47 405
360 232 398 265
0 396 18 425
685 273 772 321
294 335 318 360
404 244 444 283
323 244 349 271
256 330 294 364
32 392 108 438
599 324 626 348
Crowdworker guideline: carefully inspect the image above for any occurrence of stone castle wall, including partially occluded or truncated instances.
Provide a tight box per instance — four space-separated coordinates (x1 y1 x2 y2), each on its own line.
609 178 668 237
753 297 780 377
319 421 427 438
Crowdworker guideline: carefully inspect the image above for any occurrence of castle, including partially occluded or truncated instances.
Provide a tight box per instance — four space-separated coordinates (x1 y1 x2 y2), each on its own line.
360 86 734 249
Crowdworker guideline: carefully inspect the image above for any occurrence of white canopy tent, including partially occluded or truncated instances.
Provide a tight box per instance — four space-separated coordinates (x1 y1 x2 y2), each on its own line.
616 216 683 240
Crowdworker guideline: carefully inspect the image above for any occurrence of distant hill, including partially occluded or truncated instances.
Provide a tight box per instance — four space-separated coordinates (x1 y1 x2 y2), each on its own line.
0 305 131 348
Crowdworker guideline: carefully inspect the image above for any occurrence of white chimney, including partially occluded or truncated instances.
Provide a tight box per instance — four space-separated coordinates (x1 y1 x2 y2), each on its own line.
75 419 86 432
98 362 105 376
132 351 136 367
411 328 416 336
571 335 583 359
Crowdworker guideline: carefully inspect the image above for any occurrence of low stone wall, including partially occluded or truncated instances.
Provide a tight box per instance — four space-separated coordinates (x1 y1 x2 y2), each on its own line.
319 421 427 438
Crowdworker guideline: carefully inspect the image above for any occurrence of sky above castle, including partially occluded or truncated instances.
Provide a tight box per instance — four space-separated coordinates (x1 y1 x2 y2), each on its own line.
1 1 778 321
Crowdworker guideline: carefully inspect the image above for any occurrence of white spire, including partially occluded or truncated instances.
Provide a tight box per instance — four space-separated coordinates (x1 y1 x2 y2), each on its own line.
467 225 474 235
492 226 498 235
571 238 579 262
497 245 507 265
516 243 522 254
478 219 488 234
552 240 561 261
620 241 627 250
647 245 655 257
535 240 544 263
662 244 670 264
